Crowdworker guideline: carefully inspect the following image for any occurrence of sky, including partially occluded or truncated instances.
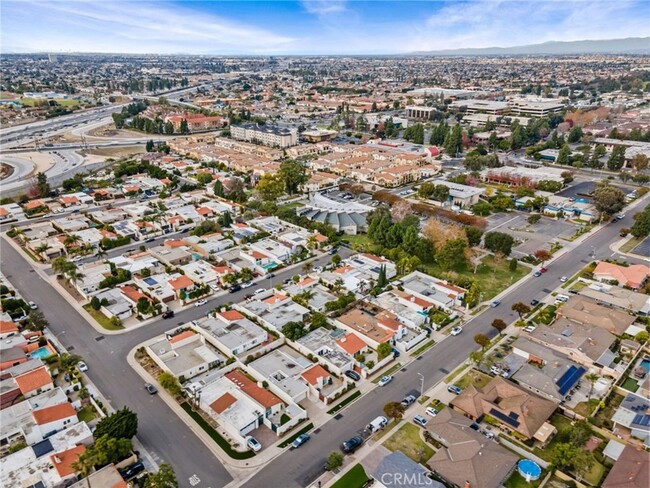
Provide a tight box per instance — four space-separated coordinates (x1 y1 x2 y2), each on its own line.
2 0 649 55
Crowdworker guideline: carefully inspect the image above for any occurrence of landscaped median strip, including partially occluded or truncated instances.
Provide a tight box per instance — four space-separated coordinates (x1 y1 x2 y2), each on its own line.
327 390 362 415
180 402 256 460
410 340 435 356
277 422 314 448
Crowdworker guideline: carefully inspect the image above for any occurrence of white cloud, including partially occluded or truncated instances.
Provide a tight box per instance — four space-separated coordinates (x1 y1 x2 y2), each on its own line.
301 0 347 16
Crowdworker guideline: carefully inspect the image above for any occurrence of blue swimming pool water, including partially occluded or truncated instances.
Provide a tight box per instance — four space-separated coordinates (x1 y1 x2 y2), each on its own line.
30 347 53 359
518 459 542 481
640 358 650 374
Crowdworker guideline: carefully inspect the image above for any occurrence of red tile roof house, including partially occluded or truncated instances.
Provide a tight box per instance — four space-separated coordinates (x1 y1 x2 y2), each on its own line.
168 275 197 302
593 262 650 289
0 319 19 340
50 445 86 483
32 403 79 439
14 366 54 398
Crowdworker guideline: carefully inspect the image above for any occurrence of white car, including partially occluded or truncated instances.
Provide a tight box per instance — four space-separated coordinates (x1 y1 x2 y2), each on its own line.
450 326 463 336
378 375 393 387
425 407 439 417
28 301 38 310
313 266 323 273
194 299 207 307
70 256 83 263
254 288 266 295
560 276 568 283
241 281 253 289
77 361 88 372
246 436 262 452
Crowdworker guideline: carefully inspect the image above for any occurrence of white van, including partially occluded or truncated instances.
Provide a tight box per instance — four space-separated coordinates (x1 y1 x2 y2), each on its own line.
366 416 388 434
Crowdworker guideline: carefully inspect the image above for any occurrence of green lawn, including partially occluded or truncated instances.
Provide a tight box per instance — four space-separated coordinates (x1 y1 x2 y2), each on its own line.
454 370 492 390
327 390 361 415
504 470 545 488
583 460 607 486
341 234 378 251
620 237 643 254
574 399 599 417
331 464 370 488
278 202 304 211
411 340 435 356
420 255 528 300
83 304 124 330
384 423 435 464
622 377 639 392
77 405 98 423
20 97 82 107
533 305 557 325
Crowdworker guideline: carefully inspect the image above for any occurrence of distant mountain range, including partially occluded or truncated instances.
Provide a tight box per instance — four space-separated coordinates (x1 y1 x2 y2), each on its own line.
411 37 650 56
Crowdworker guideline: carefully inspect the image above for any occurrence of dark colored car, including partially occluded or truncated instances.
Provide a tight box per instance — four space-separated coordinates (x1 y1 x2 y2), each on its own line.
120 461 145 479
341 436 363 454
530 299 540 306
162 310 174 319
229 284 242 293
145 383 157 394
401 395 417 408
344 370 361 381
328 248 338 255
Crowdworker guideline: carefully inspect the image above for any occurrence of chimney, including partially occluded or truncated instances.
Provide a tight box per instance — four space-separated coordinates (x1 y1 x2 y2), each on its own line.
464 482 471 488
54 456 62 464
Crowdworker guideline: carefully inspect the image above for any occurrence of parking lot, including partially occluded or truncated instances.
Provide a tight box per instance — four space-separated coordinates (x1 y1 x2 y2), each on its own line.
486 212 576 256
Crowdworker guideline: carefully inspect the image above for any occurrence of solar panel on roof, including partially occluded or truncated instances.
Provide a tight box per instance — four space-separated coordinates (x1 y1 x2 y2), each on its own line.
31 439 53 458
489 408 520 428
556 365 586 396
633 414 650 427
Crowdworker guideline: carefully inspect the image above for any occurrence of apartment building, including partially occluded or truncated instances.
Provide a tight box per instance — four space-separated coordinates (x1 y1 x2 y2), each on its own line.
231 123 298 148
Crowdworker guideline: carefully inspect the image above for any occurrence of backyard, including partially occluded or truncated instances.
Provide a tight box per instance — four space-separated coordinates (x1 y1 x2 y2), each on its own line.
453 369 492 390
384 423 435 465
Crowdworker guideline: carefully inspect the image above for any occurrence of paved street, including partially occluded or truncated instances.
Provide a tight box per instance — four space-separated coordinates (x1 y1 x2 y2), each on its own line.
0 196 646 488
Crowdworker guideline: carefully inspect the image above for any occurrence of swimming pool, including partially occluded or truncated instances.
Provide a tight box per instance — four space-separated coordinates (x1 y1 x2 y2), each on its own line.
30 346 53 359
640 357 650 374
518 459 542 482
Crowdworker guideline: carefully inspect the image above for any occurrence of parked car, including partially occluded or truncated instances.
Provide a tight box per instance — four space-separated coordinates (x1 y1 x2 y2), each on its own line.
228 284 242 293
241 281 253 289
162 310 174 319
447 385 463 395
70 256 83 263
413 415 428 427
540 267 548 273
144 383 157 394
313 266 323 273
378 375 393 387
266 273 276 279
120 461 145 480
533 271 542 277
254 288 266 295
341 436 363 454
450 326 463 336
401 395 416 408
291 433 310 449
523 325 537 333
246 436 262 452
77 361 88 372
425 407 439 417
530 299 540 306
328 248 338 255
560 276 568 282
491 300 501 308
344 370 361 381
28 301 38 310
195 298 208 307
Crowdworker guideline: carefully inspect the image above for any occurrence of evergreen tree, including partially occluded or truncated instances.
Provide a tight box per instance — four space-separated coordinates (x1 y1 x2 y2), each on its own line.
377 265 387 288
93 407 138 440
607 146 626 171
556 144 571 165
180 119 189 135
146 140 154 152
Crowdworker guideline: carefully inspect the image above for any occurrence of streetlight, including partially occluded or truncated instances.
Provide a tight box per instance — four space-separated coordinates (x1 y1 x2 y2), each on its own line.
417 373 424 398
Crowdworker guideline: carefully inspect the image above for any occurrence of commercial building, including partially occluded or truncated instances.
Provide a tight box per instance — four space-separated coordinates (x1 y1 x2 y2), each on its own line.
405 106 436 120
231 123 298 148
508 99 564 117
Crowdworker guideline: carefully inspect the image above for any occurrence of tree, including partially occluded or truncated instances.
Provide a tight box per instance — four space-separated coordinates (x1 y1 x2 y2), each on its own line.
278 160 307 194
196 172 213 185
509 258 518 272
282 321 306 341
310 312 329 330
144 464 178 488
607 146 626 171
511 302 531 319
213 180 224 197
632 154 649 171
589 144 606 168
527 214 541 224
73 435 132 475
331 254 342 266
465 226 483 247
534 249 552 266
146 140 155 152
27 310 49 331
473 333 490 350
36 172 50 197
377 342 393 360
483 231 515 256
256 174 284 201
179 119 189 134
94 407 138 440
158 371 182 396
584 373 599 400
436 238 468 271
630 205 650 238
593 183 625 217
90 296 101 310
383 401 406 421
635 331 649 343
464 281 482 308
377 265 387 288
444 124 463 156
326 451 344 471
491 319 507 334
567 126 583 143
556 144 571 165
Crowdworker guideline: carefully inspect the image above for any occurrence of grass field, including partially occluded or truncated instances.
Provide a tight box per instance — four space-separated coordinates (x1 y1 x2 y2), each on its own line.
384 423 435 464
20 97 83 107
454 369 492 390
77 405 98 423
331 464 370 488
83 304 124 330
620 237 643 254
621 377 639 392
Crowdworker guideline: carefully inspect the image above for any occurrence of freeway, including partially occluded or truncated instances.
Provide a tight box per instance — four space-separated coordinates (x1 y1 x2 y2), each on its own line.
0 237 349 488
242 205 649 488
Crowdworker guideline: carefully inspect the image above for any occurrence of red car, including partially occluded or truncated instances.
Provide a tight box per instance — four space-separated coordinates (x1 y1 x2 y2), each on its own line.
540 267 548 273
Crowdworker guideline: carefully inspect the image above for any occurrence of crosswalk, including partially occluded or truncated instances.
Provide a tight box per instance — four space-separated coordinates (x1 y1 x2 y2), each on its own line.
189 474 201 486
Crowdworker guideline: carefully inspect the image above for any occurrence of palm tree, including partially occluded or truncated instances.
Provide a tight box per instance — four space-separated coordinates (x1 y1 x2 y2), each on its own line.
67 269 85 287
302 260 314 274
34 243 50 261
95 248 107 260
306 235 318 251
64 234 81 246
333 278 344 295
585 373 599 400
52 257 75 277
